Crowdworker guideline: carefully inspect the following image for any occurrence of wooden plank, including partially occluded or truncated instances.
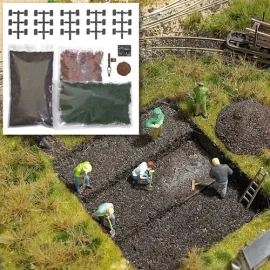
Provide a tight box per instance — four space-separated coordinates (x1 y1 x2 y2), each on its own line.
247 40 270 48
260 26 270 35
247 33 270 43
247 33 270 44
247 38 270 48
251 18 270 28
246 28 270 38
246 33 270 41
247 34 270 42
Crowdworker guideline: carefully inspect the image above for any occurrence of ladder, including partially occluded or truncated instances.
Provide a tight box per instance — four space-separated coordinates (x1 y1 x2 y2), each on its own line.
239 167 269 209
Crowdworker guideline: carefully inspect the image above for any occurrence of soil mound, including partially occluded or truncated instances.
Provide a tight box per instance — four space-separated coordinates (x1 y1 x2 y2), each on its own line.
215 100 270 155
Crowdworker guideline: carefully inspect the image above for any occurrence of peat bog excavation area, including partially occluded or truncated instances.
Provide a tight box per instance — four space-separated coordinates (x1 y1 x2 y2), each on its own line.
53 101 263 270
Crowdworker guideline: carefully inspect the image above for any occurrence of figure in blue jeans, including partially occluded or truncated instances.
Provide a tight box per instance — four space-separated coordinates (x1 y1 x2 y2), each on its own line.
209 158 233 199
132 161 154 185
73 161 93 193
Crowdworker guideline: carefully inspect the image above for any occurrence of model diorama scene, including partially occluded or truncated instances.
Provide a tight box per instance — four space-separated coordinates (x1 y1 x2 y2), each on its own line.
0 0 270 270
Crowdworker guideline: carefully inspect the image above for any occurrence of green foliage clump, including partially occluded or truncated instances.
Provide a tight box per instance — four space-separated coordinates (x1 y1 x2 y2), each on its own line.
184 10 202 31
201 0 270 37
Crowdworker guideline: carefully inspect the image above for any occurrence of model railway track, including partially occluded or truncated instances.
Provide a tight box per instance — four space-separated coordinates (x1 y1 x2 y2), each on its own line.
140 36 226 50
140 0 229 31
139 36 270 65
142 46 270 65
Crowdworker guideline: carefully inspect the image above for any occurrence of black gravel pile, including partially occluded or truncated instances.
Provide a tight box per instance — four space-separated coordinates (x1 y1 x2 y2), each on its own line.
215 100 270 155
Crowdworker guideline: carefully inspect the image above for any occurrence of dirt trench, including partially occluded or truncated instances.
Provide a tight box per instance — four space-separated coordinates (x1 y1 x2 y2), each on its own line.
52 101 262 270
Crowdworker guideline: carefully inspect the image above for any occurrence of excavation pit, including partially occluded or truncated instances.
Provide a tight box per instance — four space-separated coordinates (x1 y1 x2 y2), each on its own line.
52 100 266 270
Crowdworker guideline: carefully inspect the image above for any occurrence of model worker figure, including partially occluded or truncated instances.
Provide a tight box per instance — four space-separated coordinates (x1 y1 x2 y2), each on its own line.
193 82 209 119
73 161 93 193
93 203 116 232
146 107 165 141
209 158 233 199
132 161 154 185
39 135 50 149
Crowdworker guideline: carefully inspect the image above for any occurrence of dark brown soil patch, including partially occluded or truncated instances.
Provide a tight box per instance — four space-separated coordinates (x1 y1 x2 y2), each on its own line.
51 102 259 270
119 185 254 270
53 103 193 194
215 99 270 155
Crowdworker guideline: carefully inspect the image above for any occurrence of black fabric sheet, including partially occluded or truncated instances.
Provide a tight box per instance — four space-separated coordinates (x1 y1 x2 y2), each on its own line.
9 51 53 127
60 81 131 125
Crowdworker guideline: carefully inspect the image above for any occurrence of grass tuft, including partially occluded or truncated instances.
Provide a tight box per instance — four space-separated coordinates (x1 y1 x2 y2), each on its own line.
181 247 205 270
184 10 202 31
215 250 232 261
201 0 270 37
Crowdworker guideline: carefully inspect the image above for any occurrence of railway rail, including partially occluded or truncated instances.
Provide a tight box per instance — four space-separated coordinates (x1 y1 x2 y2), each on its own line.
140 0 229 31
140 35 225 49
139 36 270 66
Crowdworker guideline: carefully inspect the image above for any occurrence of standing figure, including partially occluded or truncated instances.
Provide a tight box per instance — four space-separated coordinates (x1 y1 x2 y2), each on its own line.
39 135 50 149
146 107 165 141
193 82 209 119
209 158 233 199
73 161 93 193
132 161 154 185
93 203 116 234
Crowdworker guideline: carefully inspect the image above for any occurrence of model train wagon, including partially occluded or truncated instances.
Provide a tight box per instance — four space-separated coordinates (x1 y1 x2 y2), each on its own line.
226 15 270 59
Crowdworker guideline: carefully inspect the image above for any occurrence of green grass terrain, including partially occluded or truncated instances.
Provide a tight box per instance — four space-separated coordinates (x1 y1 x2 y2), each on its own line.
201 0 270 37
0 126 132 269
2 0 269 269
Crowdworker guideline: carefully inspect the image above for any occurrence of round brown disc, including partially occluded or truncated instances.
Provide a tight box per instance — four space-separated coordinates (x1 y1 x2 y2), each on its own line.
117 62 131 76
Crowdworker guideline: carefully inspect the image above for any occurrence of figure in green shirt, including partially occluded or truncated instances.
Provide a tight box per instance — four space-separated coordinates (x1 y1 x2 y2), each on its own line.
93 203 115 237
193 82 209 120
73 161 93 193
145 107 165 141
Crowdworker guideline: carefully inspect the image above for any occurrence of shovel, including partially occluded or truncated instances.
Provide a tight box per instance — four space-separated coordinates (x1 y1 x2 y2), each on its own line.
191 178 214 191
141 170 154 191
107 216 115 238
80 174 86 192
148 170 155 188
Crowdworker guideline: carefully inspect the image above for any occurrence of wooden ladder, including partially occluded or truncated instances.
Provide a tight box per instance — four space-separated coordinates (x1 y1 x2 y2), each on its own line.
239 167 269 209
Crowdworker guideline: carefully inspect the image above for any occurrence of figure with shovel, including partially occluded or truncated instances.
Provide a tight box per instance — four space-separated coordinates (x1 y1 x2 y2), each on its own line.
73 161 93 194
132 161 155 190
93 203 116 237
209 158 233 199
191 158 233 199
146 107 164 142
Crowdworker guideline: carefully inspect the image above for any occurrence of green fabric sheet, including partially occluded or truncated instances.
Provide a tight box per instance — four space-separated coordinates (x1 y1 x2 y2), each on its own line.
60 81 131 125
